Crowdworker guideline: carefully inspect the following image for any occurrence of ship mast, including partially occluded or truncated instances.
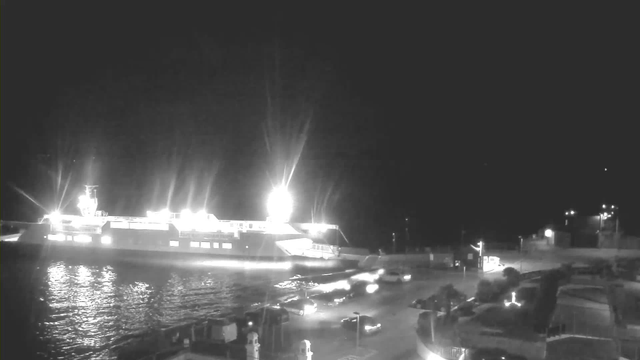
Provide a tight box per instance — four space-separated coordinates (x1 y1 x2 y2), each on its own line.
78 185 99 217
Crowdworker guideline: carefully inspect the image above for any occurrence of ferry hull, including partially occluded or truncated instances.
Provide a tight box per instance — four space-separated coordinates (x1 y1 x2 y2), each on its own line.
8 223 359 270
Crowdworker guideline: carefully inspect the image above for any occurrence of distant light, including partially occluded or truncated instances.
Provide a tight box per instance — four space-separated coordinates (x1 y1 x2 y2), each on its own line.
403 274 412 281
544 229 553 237
74 235 92 243
199 259 292 270
101 236 112 245
377 269 385 275
366 284 379 293
603 204 606 209
565 211 569 216
48 211 62 224
570 210 575 215
1 234 19 242
604 168 607 171
267 186 293 222
47 233 66 241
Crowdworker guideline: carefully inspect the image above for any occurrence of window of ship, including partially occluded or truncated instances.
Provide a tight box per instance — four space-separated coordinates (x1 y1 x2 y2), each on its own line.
201 241 211 248
190 241 200 248
170 240 179 247
222 243 232 249
213 242 220 248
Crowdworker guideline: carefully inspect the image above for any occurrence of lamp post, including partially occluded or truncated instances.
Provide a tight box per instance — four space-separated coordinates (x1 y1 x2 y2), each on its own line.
405 217 410 250
564 209 576 226
392 232 397 254
519 236 524 272
544 229 554 246
471 241 483 272
601 204 619 247
353 312 360 351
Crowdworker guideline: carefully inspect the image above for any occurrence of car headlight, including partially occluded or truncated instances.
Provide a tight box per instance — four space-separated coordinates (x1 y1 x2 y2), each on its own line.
377 269 384 275
403 274 411 280
366 284 379 293
364 324 381 331
303 305 316 314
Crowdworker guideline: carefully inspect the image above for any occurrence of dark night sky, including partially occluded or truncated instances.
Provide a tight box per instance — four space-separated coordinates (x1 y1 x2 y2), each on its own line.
2 3 638 249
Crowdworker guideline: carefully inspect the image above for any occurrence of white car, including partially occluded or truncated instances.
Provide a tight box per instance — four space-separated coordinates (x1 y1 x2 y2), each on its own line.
378 270 411 283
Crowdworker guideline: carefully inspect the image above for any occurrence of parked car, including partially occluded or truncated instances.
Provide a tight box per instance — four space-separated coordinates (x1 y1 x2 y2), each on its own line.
313 290 351 307
410 292 468 313
379 270 412 283
341 315 382 335
243 306 289 334
349 281 379 296
279 298 317 316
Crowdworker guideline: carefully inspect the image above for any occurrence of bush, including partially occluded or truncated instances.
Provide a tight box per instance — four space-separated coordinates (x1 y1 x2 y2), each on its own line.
502 267 521 288
532 271 561 332
491 278 510 300
476 279 494 303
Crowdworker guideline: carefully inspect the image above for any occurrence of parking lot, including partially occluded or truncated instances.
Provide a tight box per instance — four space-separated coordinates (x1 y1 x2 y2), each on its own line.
282 270 491 360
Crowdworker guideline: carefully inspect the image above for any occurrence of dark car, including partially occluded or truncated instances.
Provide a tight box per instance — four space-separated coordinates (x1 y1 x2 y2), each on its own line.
410 293 468 313
349 281 379 297
244 306 289 333
313 290 351 307
341 315 381 335
279 298 317 316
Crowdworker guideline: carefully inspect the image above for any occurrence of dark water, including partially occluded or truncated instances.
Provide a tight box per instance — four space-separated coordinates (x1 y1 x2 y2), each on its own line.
0 247 319 360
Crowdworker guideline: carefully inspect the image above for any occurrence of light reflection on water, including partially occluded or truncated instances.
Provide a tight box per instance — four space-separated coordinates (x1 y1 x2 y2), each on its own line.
5 258 315 360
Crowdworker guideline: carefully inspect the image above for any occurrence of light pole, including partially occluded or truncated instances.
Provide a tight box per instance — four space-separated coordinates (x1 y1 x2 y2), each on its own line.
519 236 524 272
471 241 483 272
405 217 410 250
564 209 576 226
544 229 554 246
392 232 397 254
353 311 360 351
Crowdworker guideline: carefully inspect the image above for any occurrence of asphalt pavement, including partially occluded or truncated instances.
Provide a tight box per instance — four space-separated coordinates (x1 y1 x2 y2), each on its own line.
284 270 496 360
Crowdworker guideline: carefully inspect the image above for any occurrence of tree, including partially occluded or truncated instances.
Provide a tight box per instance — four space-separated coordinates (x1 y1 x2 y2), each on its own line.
502 267 521 288
438 284 461 315
476 279 494 303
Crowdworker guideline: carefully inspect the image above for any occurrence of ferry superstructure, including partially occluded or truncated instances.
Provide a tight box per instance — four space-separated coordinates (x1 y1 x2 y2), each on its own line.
12 185 354 267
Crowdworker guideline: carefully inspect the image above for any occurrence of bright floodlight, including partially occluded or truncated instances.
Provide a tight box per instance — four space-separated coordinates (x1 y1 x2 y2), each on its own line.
267 187 293 222
544 229 553 237
48 211 62 224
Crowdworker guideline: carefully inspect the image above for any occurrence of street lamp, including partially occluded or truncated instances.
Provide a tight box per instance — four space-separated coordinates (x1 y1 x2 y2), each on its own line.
471 241 484 272
392 232 397 254
544 229 554 246
600 204 619 235
564 209 576 226
353 311 360 351
267 186 293 222
405 217 410 250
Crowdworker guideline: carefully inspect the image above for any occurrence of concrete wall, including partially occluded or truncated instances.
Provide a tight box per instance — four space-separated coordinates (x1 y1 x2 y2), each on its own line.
358 253 454 270
599 234 640 250
338 247 370 256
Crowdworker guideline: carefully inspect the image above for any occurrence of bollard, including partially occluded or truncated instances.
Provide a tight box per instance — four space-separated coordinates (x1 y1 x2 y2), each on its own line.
183 338 190 348
246 331 260 360
191 324 195 342
298 340 312 360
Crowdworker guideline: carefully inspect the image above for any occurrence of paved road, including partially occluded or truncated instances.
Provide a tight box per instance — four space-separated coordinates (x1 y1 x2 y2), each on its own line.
284 271 498 360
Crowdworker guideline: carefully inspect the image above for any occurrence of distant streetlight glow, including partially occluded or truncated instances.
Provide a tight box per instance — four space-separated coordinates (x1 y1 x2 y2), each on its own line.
544 229 553 238
267 186 293 222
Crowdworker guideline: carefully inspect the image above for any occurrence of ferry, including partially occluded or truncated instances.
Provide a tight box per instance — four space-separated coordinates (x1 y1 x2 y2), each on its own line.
8 185 359 269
